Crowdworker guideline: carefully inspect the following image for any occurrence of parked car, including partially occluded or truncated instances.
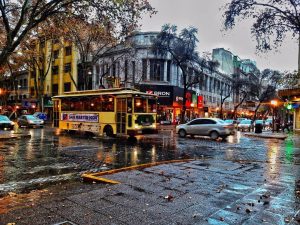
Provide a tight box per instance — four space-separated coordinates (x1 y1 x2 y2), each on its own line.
33 112 48 121
237 119 253 131
17 115 44 128
0 115 15 130
176 118 234 140
224 119 238 128
237 118 247 124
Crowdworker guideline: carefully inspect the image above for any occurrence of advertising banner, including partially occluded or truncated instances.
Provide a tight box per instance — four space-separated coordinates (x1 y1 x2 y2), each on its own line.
61 113 99 123
197 96 204 108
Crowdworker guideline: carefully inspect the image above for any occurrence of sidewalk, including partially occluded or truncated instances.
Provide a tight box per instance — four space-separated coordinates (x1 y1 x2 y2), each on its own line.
0 159 299 225
243 131 289 140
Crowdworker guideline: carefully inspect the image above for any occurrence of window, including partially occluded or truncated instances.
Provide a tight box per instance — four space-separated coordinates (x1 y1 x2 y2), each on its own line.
167 60 171 82
132 61 136 84
52 84 58 96
64 63 71 73
201 119 216 124
53 50 59 59
124 60 128 81
150 59 164 81
142 59 147 80
52 66 59 75
30 87 35 96
102 95 114 112
65 46 72 56
64 82 71 92
188 119 202 125
134 98 147 113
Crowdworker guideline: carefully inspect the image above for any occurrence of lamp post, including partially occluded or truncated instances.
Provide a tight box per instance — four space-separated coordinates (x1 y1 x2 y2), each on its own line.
271 100 278 132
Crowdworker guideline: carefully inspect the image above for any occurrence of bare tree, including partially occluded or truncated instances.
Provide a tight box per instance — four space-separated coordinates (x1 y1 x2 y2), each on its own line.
252 69 281 121
223 0 300 83
152 24 203 123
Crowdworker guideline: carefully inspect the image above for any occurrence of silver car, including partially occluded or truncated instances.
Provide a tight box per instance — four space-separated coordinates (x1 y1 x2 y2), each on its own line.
237 119 253 131
176 118 234 139
17 115 44 128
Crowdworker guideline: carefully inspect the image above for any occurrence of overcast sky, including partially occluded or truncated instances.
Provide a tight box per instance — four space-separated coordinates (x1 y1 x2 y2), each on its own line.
140 0 298 72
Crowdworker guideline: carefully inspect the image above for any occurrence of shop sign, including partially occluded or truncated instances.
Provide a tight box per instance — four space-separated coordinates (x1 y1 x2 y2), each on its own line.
197 96 204 108
292 103 299 109
140 84 173 106
185 92 192 107
146 90 171 97
192 94 197 107
61 113 99 123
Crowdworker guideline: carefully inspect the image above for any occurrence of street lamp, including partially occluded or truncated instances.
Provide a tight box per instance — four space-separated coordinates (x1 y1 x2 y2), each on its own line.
271 100 278 132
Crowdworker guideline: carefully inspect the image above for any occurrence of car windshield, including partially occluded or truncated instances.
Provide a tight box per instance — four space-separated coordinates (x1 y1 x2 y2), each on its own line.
26 115 38 120
0 115 10 121
224 120 232 123
240 120 251 124
255 120 263 124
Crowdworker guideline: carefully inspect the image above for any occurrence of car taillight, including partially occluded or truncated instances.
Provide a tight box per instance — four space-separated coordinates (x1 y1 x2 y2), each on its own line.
223 125 232 129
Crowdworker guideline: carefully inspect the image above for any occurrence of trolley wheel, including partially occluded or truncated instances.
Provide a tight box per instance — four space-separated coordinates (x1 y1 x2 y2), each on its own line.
104 125 114 137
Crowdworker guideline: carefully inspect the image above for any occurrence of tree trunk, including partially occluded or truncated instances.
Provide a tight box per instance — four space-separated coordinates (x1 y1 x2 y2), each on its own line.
298 35 300 87
233 93 247 119
253 102 261 122
181 86 187 124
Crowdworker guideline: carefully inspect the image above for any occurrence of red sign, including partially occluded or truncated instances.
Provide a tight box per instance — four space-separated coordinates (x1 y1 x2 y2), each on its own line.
197 96 204 108
185 92 192 107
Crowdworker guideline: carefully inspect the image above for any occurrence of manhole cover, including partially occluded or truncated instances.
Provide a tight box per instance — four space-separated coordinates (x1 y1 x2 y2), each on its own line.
53 222 77 225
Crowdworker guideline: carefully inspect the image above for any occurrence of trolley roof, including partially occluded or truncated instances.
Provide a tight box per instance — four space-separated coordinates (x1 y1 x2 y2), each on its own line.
52 87 158 99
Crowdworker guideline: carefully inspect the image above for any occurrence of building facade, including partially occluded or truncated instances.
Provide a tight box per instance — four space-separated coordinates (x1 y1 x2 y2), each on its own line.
28 38 78 116
93 32 234 123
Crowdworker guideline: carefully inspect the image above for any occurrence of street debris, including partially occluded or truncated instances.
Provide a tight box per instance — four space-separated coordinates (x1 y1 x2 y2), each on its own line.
164 194 174 201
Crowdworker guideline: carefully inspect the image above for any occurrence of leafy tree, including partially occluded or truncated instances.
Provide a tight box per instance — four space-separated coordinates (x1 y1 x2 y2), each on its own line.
223 0 300 80
0 0 154 68
152 24 202 123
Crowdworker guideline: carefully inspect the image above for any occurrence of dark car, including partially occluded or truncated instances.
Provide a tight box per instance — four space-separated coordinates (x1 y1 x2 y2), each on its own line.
17 115 44 128
0 115 15 130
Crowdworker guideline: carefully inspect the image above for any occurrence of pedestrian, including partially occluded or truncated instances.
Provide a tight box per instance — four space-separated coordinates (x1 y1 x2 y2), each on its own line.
282 120 291 133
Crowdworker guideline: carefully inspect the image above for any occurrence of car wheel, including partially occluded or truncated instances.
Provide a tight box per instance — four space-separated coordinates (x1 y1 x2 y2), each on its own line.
210 131 219 140
178 129 186 138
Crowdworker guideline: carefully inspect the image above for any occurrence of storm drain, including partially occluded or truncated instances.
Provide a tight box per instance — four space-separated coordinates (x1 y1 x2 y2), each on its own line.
53 222 77 225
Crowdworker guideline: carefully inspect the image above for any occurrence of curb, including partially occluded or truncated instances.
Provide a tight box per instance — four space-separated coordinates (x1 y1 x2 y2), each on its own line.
243 132 287 140
82 159 194 184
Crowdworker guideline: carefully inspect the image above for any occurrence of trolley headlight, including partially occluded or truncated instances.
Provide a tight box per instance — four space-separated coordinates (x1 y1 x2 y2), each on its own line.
151 124 156 128
134 124 140 129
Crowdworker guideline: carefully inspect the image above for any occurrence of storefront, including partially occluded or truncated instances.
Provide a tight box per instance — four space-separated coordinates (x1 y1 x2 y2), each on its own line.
139 84 204 124
278 88 300 133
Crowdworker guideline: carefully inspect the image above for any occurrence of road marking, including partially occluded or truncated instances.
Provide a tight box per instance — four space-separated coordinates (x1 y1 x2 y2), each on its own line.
81 159 194 184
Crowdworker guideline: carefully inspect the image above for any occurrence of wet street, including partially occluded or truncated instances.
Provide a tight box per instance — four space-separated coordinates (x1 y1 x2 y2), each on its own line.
0 126 300 224
0 127 299 196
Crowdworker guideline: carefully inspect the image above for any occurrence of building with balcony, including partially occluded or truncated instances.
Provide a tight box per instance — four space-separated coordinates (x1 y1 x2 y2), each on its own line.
93 32 234 122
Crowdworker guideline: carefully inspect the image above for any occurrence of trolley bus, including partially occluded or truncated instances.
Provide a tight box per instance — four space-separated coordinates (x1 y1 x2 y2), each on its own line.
52 88 158 137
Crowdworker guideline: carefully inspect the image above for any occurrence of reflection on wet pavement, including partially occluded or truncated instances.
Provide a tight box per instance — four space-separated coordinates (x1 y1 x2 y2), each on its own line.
0 127 300 201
